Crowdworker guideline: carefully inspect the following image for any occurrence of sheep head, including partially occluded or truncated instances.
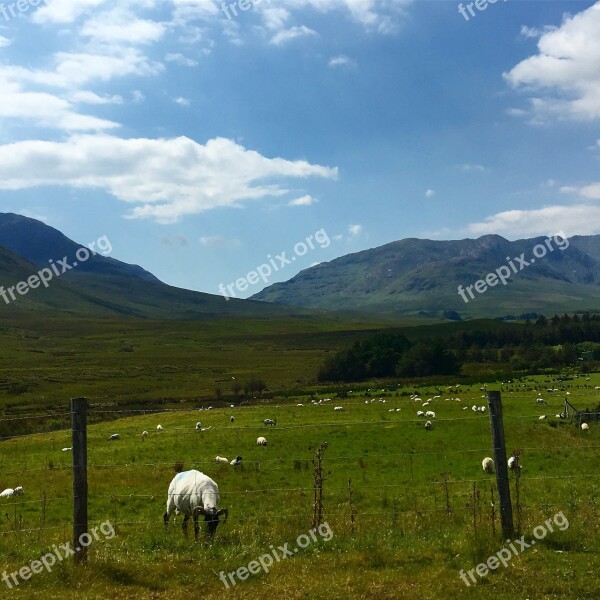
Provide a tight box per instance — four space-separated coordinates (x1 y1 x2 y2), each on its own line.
193 506 228 536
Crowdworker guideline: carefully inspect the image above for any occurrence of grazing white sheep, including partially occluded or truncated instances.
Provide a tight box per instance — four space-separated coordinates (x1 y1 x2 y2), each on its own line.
0 487 23 498
482 457 495 474
230 456 243 466
264 419 276 426
334 406 344 411
581 423 590 431
536 398 547 405
229 416 235 423
164 470 228 539
142 431 149 438
425 410 436 419
62 447 72 452
508 456 521 471
538 415 546 420
479 406 486 413
425 421 432 430
417 411 424 417
215 456 229 464
200 426 212 432
195 422 202 430
472 405 478 412
108 433 120 441
257 436 268 446
157 425 164 431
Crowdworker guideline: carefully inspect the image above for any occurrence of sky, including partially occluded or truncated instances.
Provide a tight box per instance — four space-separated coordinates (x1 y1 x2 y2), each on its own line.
0 0 599 298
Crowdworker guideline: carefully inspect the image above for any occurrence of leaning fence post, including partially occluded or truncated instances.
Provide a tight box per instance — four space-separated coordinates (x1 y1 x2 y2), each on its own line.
71 397 88 564
486 391 514 539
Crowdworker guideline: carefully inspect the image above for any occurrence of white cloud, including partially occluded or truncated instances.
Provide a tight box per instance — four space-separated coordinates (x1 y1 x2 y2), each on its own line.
199 235 240 247
458 163 487 173
174 96 191 106
0 134 338 223
165 53 199 67
328 55 356 68
506 2 600 121
0 35 12 48
288 195 316 206
71 91 123 105
1 49 162 89
425 188 435 198
520 25 556 39
81 10 166 45
561 182 600 200
270 26 318 46
348 224 363 236
132 90 146 103
0 76 120 131
464 204 600 238
33 0 108 24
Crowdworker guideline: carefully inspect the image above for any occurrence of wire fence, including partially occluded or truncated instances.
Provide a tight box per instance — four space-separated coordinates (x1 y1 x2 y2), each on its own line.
0 393 598 541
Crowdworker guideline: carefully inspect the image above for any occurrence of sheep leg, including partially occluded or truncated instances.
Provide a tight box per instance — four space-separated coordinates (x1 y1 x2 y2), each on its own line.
182 515 189 536
193 512 200 540
163 511 169 530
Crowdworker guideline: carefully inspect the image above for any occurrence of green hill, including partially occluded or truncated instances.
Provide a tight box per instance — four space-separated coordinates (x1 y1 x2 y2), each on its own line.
251 234 600 318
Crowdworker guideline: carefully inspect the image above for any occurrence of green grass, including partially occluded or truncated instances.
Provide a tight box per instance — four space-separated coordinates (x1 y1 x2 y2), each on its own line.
1 374 599 599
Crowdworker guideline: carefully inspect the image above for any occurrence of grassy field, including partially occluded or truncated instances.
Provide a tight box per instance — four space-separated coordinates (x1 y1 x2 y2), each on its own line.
0 374 599 599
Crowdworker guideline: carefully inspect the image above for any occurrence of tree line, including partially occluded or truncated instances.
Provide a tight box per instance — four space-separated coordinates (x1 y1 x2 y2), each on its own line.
317 313 600 382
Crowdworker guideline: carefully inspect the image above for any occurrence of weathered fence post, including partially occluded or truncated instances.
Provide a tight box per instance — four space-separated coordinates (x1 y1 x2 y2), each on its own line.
486 391 514 539
71 397 88 564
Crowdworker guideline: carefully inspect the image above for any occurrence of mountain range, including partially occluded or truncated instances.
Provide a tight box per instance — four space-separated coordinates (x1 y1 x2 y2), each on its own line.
2 213 599 320
0 213 301 319
251 234 600 318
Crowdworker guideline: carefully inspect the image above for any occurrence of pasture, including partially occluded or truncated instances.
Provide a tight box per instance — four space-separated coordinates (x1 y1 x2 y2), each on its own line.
1 376 599 599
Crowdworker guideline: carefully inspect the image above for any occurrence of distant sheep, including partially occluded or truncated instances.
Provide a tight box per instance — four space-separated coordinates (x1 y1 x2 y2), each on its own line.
108 433 120 441
257 437 268 446
195 422 202 430
62 447 72 452
264 419 276 426
0 487 24 498
142 431 149 438
417 411 424 417
536 398 547 405
229 416 235 423
482 457 495 474
425 421 432 430
508 456 521 471
581 423 590 431
215 456 229 464
164 470 227 539
334 406 344 411
157 425 164 431
230 456 243 466
425 410 436 419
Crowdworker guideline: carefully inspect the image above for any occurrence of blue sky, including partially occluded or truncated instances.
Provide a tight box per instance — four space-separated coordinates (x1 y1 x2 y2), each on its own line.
0 0 599 297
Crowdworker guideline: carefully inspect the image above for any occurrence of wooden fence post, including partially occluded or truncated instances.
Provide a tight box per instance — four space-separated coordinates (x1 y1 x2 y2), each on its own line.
486 391 514 539
71 397 88 564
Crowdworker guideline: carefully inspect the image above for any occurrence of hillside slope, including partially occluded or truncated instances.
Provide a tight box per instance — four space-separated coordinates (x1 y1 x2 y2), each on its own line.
251 234 600 318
